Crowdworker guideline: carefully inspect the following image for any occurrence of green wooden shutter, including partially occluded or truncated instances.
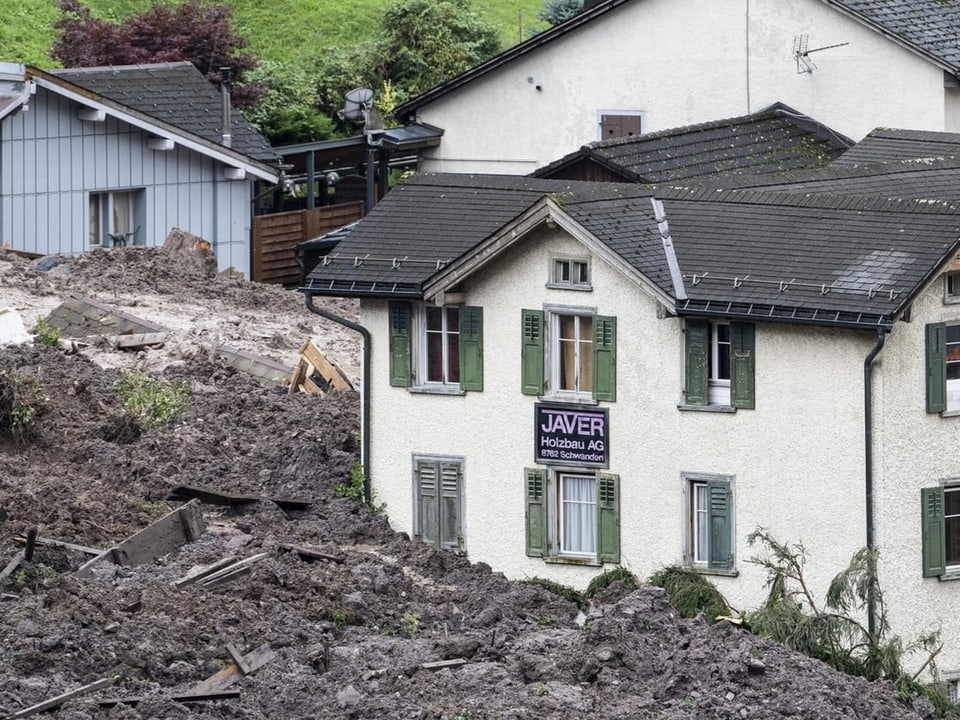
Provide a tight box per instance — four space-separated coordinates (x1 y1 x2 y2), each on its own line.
707 480 732 570
389 301 412 387
521 309 545 396
730 322 755 409
416 460 438 545
593 315 617 402
525 468 547 557
439 462 463 550
921 486 946 577
459 306 483 392
685 319 709 405
926 323 947 413
597 473 620 564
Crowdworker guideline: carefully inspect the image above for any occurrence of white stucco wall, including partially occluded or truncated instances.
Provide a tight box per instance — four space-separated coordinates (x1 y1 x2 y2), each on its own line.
362 223 878 640
874 267 960 675
412 0 948 174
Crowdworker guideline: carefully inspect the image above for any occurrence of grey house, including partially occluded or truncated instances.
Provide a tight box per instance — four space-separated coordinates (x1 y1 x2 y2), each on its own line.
0 61 281 277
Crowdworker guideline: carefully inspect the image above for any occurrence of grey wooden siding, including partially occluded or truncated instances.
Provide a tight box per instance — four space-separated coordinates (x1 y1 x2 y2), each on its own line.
0 86 253 276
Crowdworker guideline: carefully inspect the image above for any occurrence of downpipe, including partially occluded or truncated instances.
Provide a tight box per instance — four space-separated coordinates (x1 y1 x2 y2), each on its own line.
304 293 372 504
863 326 887 636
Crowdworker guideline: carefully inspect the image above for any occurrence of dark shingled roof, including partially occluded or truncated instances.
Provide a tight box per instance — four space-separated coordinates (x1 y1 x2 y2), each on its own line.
825 0 960 72
534 103 853 183
836 128 960 165
302 174 960 329
52 62 280 163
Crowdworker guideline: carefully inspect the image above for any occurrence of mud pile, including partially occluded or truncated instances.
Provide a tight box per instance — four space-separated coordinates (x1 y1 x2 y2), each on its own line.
0 249 928 719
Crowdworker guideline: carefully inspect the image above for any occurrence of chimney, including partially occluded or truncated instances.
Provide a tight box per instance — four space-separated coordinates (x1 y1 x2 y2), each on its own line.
220 67 232 148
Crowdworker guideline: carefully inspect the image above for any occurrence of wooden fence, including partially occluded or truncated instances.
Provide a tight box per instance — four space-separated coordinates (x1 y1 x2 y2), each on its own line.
251 201 364 285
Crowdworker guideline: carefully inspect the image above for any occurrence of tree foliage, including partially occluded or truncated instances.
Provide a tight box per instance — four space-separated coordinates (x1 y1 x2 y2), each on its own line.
52 0 263 108
537 0 583 27
243 61 336 145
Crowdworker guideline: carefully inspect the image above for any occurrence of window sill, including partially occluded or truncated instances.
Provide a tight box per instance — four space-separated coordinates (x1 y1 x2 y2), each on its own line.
940 409 960 418
409 385 465 396
545 282 593 292
684 564 739 578
541 394 599 406
544 555 603 567
937 570 960 582
677 403 736 413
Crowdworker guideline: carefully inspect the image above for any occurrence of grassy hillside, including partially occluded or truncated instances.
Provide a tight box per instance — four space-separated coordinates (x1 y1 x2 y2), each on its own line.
0 0 547 68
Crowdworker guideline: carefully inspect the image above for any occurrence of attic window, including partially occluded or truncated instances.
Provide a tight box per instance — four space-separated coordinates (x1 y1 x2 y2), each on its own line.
549 258 591 291
598 112 643 140
946 272 960 303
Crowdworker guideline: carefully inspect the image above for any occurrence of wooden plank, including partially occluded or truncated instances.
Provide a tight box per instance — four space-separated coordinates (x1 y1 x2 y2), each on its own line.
97 690 240 708
169 484 310 510
277 543 345 564
187 643 277 695
0 550 24 584
107 332 169 349
196 553 268 588
226 643 251 675
8 678 111 718
15 535 104 556
173 556 240 588
299 341 352 391
420 658 468 670
287 359 308 395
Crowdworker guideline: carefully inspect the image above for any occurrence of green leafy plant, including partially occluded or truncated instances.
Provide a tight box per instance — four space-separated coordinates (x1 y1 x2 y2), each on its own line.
522 577 584 606
331 608 348 629
114 370 189 427
648 565 730 623
746 527 955 715
400 610 419 638
584 567 638 599
334 462 385 513
33 317 62 348
0 369 47 442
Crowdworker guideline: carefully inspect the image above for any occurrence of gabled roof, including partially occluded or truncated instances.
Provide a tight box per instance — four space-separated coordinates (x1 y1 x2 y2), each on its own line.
302 173 960 329
533 103 853 183
51 62 279 164
395 0 960 121
822 0 960 73
835 127 960 165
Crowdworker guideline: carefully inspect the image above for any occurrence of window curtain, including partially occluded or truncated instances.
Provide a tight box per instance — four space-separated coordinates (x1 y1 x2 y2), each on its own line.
561 475 596 554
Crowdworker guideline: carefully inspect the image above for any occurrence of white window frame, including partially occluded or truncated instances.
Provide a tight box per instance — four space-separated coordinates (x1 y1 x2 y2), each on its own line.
946 271 960 303
947 324 960 413
545 304 596 402
546 468 599 560
945 673 959 704
708 321 731 406
89 190 140 248
681 471 736 573
548 257 592 291
946 483 960 571
415 303 461 389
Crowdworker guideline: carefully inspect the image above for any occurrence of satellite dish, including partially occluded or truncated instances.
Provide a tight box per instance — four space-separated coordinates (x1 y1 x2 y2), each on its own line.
343 87 375 122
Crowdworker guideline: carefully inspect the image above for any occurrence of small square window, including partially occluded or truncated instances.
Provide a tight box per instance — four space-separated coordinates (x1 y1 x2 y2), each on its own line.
550 258 591 290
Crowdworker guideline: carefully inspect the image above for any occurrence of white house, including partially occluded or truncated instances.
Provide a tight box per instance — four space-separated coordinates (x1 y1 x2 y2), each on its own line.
300 170 960 686
394 0 960 174
0 62 281 276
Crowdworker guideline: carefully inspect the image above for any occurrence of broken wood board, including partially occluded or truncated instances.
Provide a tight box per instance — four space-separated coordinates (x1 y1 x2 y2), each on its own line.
170 484 311 511
8 677 110 718
186 643 277 695
289 340 353 395
172 555 240 588
195 553 268 589
97 690 240 708
77 500 205 576
0 550 24 585
14 535 104 556
278 543 345 564
421 658 468 670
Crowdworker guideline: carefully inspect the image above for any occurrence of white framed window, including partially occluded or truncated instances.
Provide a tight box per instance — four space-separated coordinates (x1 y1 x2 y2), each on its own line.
549 258 591 290
921 481 960 577
683 472 735 572
947 485 960 570
553 311 594 399
709 322 731 405
946 272 960 303
948 325 960 413
524 466 620 563
948 676 958 704
89 190 142 247
422 305 460 386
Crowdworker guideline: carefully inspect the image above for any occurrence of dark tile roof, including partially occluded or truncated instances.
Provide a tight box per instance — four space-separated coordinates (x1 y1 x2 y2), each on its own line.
302 174 960 328
826 0 960 72
836 127 960 165
534 103 853 183
52 62 279 163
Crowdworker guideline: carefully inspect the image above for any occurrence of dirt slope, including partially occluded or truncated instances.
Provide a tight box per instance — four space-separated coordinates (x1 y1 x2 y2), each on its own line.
0 248 928 719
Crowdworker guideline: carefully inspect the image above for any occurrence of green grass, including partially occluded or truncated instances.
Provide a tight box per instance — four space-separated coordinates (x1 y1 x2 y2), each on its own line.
0 0 547 67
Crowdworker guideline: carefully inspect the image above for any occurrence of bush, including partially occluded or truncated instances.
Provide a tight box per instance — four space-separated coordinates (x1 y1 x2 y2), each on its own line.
0 369 47 442
584 567 638 599
648 565 730 623
522 577 584 606
33 318 62 348
114 370 189 427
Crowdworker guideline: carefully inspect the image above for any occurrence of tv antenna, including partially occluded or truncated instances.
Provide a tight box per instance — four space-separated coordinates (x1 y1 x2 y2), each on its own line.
793 34 849 74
